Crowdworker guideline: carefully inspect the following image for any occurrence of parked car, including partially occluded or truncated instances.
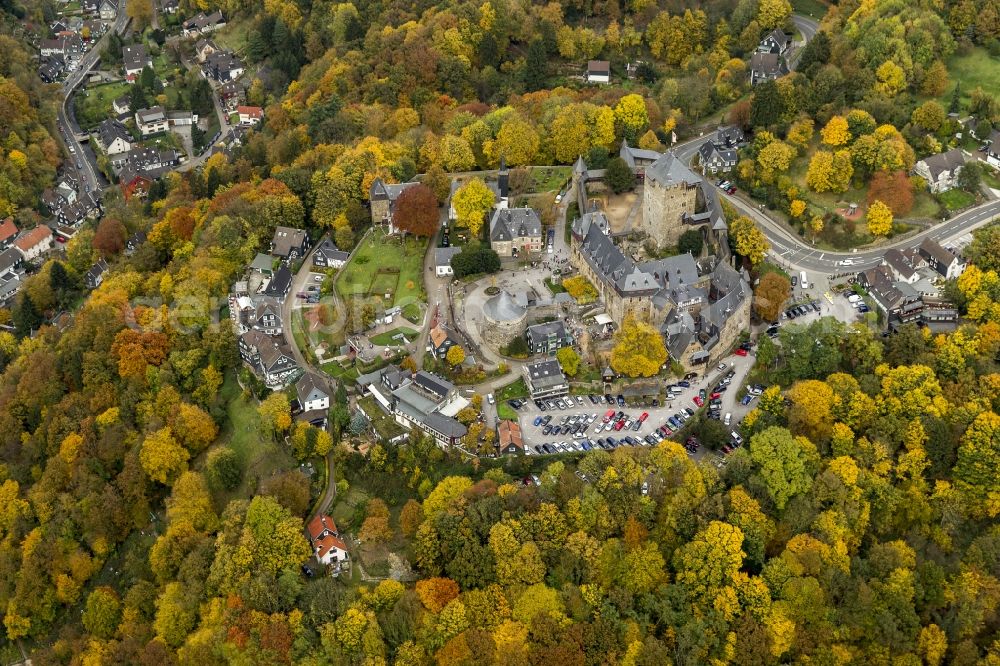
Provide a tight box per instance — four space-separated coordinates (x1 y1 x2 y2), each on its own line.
717 362 728 371
693 396 704 407
735 348 748 356
677 381 691 388
533 416 543 426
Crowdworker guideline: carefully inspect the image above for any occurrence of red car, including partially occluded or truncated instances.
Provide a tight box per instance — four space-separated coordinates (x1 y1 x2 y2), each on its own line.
710 392 721 400
613 420 626 431
735 348 748 356
693 396 704 407
603 409 616 422
638 411 649 423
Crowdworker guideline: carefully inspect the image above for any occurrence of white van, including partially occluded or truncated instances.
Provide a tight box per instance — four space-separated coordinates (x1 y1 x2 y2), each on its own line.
731 431 743 446
799 271 809 289
724 413 732 426
487 393 495 405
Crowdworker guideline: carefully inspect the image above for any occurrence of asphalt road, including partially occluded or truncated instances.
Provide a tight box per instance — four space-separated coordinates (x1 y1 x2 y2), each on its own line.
789 14 819 70
56 0 129 192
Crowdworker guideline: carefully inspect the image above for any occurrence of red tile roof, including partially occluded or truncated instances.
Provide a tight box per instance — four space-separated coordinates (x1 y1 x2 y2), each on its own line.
0 218 17 243
14 226 53 252
315 533 348 560
237 105 263 119
306 513 338 541
498 419 523 450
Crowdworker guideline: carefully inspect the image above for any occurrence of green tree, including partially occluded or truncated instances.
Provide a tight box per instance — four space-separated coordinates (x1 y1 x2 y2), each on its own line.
83 587 121 639
605 157 635 193
677 229 704 256
749 80 784 129
748 426 816 510
958 162 982 193
610 315 667 377
206 447 242 491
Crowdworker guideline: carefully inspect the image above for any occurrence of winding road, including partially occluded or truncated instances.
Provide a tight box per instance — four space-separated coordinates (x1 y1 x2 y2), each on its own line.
56 0 130 192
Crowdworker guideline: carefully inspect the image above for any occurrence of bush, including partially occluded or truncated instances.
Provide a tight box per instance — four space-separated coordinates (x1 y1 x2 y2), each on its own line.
605 157 635 194
504 336 529 358
452 246 501 278
562 275 598 304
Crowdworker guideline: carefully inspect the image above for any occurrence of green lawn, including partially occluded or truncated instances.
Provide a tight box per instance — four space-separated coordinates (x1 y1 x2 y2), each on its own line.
321 359 360 382
982 165 1000 190
370 327 419 345
791 0 829 18
937 48 1000 111
213 374 298 504
336 231 427 309
529 166 571 193
496 377 528 401
213 17 252 54
497 403 518 420
75 81 130 129
937 188 977 211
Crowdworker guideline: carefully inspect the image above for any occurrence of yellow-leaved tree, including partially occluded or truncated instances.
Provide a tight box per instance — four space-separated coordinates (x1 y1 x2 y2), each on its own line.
866 200 894 237
610 315 667 377
730 216 770 265
820 115 852 147
451 178 494 236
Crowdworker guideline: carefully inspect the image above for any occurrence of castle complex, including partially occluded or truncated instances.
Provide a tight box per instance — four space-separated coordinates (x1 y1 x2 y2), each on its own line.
569 149 748 369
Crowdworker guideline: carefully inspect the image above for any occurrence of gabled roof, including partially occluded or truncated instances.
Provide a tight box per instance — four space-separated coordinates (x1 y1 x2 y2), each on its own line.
750 52 788 76
296 372 328 403
917 148 966 180
498 419 523 450
271 226 307 257
645 152 701 189
919 238 961 267
0 218 18 244
264 265 292 297
434 246 462 267
429 325 455 350
587 60 610 74
307 513 338 541
236 105 263 119
0 248 22 273
98 118 132 148
86 258 109 283
14 226 53 251
762 28 791 48
525 359 566 388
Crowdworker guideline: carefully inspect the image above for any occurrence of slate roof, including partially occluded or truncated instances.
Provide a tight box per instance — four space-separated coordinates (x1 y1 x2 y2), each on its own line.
296 372 328 403
525 359 567 389
489 207 542 243
699 141 737 165
264 265 292 297
0 248 22 273
434 246 462 268
271 226 307 257
483 290 526 321
618 140 663 171
526 320 568 340
750 52 789 77
97 119 131 148
918 148 966 181
645 152 702 189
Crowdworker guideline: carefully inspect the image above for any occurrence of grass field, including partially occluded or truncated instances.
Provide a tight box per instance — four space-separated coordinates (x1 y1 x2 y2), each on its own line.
370 327 418 345
214 18 252 54
358 395 407 440
529 166 571 193
791 0 829 18
496 377 529 401
336 231 427 308
982 165 1000 190
938 188 977 211
937 48 1000 110
213 374 298 504
75 81 130 129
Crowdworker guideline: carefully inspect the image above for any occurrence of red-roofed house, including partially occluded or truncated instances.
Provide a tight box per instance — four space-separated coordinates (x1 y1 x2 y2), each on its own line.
237 105 264 126
15 226 53 261
120 168 152 201
307 514 350 567
498 419 524 455
0 218 18 249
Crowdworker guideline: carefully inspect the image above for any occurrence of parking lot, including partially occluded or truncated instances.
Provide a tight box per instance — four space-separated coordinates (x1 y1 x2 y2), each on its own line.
509 350 759 462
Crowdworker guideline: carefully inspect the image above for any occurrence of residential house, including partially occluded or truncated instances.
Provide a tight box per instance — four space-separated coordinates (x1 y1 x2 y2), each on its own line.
182 10 226 37
356 366 468 447
194 38 219 62
369 178 419 233
306 514 349 569
758 28 791 54
97 118 133 155
160 0 179 14
217 79 247 111
525 321 572 355
297 373 330 412
523 359 569 399
119 167 152 200
38 55 65 83
237 105 263 125
988 129 1000 169
14 226 54 261
263 265 293 301
883 248 922 284
919 238 966 280
82 0 99 15
586 60 610 84
914 148 967 193
489 207 542 257
135 106 169 136
0 270 21 306
84 258 109 289
125 229 146 255
0 248 22 274
99 0 116 20
713 125 745 149
122 44 152 82
271 226 309 261
55 193 102 227
250 252 273 274
112 94 131 116
39 37 66 57
859 265 922 323
497 420 524 455
749 52 789 85
249 297 282 334
312 238 349 269
428 324 458 359
201 50 243 82
0 218 18 249
434 246 462 277
238 330 299 387
698 141 738 174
